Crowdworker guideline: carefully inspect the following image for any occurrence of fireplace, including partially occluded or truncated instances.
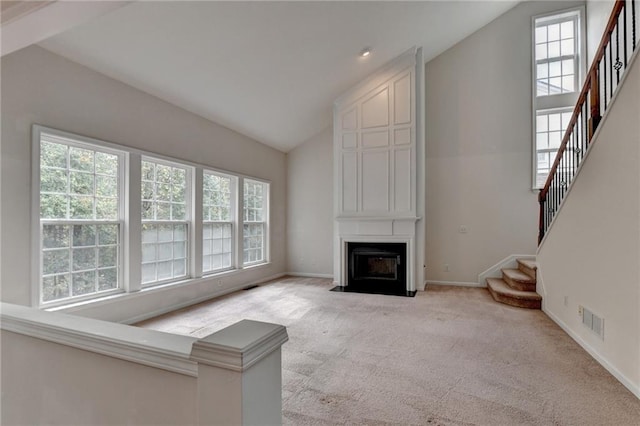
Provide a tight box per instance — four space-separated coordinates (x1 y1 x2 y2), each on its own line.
345 242 409 295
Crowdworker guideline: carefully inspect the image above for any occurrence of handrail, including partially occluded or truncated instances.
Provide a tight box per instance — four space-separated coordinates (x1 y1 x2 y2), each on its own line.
539 0 638 244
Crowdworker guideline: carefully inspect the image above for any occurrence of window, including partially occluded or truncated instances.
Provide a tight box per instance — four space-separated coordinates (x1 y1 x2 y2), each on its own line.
141 159 190 285
38 133 123 304
535 108 573 187
535 16 578 95
34 125 271 307
532 8 584 188
202 172 234 273
243 179 268 265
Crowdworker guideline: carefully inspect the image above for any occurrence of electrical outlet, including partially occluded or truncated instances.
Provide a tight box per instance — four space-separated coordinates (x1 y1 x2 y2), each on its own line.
458 225 468 234
444 263 450 272
217 279 223 287
578 305 583 317
564 296 569 307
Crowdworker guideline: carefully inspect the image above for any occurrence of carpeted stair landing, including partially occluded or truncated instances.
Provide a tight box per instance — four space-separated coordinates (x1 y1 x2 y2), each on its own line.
487 258 542 309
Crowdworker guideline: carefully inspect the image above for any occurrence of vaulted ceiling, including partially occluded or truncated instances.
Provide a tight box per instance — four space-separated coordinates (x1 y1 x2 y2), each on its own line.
31 1 520 152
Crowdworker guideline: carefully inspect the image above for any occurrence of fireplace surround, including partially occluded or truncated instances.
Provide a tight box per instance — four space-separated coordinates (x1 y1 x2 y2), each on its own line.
332 47 425 294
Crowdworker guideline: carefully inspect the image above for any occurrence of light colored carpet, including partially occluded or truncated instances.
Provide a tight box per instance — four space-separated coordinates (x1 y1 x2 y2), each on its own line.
137 277 640 425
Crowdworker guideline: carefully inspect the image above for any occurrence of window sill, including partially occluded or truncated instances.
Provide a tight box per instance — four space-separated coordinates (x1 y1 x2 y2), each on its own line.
45 262 272 314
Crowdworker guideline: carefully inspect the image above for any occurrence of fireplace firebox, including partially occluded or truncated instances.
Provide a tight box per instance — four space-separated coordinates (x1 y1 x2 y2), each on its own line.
346 242 407 294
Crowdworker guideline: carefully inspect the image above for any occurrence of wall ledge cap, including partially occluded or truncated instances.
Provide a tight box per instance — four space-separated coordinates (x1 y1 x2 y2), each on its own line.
190 320 288 372
0 302 198 376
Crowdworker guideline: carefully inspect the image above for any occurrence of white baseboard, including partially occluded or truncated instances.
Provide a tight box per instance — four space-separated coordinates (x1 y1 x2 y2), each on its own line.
121 273 287 325
543 307 640 400
285 272 334 279
425 280 483 288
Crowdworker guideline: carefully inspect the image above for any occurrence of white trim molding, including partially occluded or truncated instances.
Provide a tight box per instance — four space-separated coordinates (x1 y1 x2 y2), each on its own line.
190 319 288 372
285 272 334 279
1 302 198 376
425 280 483 288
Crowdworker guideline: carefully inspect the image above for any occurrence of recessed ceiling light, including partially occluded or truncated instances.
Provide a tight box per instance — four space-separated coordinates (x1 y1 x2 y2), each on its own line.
360 48 371 58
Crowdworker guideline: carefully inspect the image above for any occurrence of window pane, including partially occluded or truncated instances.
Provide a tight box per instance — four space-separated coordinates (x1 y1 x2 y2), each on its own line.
43 225 70 249
43 249 70 275
561 20 574 39
536 133 548 150
95 152 118 176
548 23 560 41
98 268 118 291
561 75 574 92
548 114 561 131
69 147 94 172
72 271 96 295
72 224 96 247
41 168 68 193
537 63 548 79
561 39 574 56
42 274 70 302
96 198 118 220
548 41 560 58
140 222 189 285
157 261 173 280
535 44 547 60
98 246 117 268
549 131 562 149
548 77 562 94
41 141 68 169
142 243 157 262
142 263 156 284
535 26 547 43
141 159 188 221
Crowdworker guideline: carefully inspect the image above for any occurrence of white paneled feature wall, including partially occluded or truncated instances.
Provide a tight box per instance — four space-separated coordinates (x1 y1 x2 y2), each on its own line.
333 47 425 290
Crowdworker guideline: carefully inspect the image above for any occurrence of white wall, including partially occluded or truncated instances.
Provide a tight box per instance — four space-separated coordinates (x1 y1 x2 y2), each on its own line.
1 330 198 425
286 127 333 276
586 0 615 64
424 1 584 284
537 53 640 397
1 46 286 321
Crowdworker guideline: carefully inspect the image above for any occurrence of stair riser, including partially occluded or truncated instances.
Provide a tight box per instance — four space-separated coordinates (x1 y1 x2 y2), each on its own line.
503 275 537 292
487 286 542 309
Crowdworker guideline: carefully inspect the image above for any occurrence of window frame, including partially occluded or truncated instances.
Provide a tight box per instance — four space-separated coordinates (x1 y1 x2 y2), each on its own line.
140 157 192 287
202 170 237 275
32 124 271 309
531 6 586 189
33 127 127 308
242 178 270 267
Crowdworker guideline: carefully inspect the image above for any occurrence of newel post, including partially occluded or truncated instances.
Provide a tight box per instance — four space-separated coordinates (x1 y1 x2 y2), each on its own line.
588 67 601 140
190 320 289 425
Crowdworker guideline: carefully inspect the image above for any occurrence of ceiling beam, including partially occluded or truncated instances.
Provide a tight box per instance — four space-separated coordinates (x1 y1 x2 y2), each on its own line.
1 1 130 57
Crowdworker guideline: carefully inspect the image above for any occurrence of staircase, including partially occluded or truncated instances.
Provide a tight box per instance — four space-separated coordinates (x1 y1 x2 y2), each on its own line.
486 259 541 309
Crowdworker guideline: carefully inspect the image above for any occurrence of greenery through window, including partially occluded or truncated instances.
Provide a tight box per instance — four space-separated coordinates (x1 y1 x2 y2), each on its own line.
39 134 122 303
35 126 271 307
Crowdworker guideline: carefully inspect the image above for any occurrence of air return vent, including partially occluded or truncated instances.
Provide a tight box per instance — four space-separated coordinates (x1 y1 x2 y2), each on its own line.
580 305 604 339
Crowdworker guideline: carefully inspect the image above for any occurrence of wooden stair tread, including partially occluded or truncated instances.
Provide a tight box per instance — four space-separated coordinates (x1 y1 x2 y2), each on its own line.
517 259 537 270
502 268 536 284
486 278 541 301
